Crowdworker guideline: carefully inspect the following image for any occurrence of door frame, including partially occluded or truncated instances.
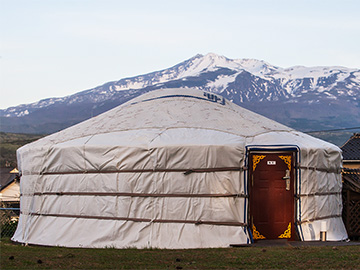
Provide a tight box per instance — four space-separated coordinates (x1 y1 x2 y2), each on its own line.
244 145 302 242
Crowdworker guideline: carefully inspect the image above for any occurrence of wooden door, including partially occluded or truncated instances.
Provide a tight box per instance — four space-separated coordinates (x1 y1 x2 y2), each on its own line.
249 152 295 240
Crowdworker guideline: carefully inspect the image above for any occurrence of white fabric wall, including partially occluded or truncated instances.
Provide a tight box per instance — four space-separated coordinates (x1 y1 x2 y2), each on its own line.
13 129 251 248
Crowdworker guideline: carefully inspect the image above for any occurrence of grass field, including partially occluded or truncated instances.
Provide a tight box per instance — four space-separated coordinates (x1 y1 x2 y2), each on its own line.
1 238 360 269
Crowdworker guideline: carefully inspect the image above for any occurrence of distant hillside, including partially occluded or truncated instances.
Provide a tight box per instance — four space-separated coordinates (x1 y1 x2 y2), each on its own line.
309 130 360 147
0 132 44 168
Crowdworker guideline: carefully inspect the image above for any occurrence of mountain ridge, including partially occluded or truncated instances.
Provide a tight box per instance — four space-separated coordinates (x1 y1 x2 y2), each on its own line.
2 53 358 117
1 53 359 145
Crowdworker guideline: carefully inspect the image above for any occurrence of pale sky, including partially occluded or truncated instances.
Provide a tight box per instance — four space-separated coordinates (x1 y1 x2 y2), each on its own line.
1 0 359 109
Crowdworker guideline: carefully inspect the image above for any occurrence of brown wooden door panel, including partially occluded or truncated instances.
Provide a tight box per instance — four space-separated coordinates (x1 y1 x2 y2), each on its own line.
250 152 295 240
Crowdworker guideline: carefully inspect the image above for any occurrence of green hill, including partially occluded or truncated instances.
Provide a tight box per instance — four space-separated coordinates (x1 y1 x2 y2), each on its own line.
0 132 44 168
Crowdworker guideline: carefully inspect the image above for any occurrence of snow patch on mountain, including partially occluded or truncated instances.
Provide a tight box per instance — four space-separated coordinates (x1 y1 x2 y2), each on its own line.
206 72 239 90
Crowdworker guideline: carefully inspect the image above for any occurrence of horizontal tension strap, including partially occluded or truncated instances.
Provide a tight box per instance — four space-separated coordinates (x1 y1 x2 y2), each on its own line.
297 166 342 174
22 212 247 227
29 192 248 198
295 192 341 198
296 214 342 225
22 167 247 176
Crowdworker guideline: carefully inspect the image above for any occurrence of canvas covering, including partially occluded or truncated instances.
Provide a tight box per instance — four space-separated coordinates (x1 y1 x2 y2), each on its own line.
12 88 348 248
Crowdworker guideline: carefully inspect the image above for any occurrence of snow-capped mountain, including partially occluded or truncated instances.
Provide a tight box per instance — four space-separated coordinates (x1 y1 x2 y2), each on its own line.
1 53 359 138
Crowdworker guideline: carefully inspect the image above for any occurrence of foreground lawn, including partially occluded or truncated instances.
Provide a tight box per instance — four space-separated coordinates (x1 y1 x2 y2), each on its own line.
1 238 359 269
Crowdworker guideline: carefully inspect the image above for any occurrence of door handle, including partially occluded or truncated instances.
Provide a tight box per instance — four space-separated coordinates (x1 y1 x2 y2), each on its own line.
282 169 290 180
283 169 290 190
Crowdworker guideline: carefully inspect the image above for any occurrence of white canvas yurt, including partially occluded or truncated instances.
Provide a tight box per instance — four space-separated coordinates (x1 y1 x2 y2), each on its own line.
12 88 348 248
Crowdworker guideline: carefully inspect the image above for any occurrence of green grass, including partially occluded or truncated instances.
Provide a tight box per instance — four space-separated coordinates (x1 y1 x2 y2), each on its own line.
1 238 359 269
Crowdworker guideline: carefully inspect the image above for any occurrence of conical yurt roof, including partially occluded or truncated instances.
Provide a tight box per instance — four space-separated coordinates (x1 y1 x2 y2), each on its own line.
18 88 337 151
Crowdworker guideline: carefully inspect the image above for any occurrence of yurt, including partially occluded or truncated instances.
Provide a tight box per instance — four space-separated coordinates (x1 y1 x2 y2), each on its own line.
12 88 348 248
